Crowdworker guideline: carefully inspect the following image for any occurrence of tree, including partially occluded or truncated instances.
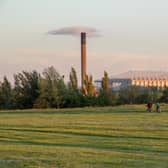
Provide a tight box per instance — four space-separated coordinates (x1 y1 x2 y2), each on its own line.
82 74 96 97
13 71 40 109
160 88 168 102
64 88 82 107
118 86 141 104
61 67 82 107
69 67 78 91
98 71 114 105
34 66 66 108
0 76 13 109
102 71 110 93
133 87 161 104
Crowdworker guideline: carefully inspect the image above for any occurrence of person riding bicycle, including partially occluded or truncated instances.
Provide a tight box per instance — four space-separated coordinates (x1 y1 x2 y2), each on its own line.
155 102 161 113
147 102 153 112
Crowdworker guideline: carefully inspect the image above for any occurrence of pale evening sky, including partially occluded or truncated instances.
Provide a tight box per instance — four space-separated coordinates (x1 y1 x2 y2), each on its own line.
0 0 168 81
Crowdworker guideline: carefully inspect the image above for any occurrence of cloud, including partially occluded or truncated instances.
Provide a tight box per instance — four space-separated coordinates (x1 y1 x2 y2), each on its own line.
47 26 101 37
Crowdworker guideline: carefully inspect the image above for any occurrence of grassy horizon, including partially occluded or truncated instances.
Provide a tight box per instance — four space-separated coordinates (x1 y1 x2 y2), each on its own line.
0 105 168 168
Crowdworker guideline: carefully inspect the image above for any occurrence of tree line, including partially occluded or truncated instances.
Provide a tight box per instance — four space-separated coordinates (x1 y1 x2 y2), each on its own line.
0 66 168 109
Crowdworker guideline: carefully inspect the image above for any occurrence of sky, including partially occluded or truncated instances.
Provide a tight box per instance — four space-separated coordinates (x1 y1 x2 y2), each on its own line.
0 0 168 82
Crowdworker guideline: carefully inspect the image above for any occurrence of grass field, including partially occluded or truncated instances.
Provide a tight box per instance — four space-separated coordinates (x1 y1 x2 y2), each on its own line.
0 105 168 168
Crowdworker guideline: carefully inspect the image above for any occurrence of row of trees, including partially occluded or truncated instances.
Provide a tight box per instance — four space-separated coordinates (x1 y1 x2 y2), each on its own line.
0 66 168 109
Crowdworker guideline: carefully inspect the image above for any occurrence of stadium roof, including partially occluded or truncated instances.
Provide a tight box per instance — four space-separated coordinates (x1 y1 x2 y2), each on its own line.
112 71 168 80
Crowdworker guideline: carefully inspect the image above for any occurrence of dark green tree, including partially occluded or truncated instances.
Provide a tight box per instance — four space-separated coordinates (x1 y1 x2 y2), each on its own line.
34 66 66 108
0 76 13 109
160 88 168 102
13 71 40 109
118 86 141 104
138 87 161 103
63 67 82 107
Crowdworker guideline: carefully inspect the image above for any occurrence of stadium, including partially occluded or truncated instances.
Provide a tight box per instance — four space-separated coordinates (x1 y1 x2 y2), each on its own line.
95 71 168 91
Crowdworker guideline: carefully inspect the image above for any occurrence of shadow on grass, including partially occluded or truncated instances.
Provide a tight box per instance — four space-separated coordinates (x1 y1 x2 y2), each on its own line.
1 127 168 141
0 108 149 115
0 139 168 155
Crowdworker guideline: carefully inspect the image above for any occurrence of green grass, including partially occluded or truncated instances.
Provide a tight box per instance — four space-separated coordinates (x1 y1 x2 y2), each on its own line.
0 104 168 168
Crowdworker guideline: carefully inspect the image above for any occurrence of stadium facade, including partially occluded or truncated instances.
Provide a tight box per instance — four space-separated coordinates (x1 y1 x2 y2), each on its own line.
95 71 168 91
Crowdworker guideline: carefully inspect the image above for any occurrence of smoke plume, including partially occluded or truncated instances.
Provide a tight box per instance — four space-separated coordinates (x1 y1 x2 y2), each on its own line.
48 26 100 37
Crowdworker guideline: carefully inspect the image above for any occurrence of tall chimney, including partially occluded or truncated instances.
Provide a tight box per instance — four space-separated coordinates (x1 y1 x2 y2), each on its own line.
81 32 86 88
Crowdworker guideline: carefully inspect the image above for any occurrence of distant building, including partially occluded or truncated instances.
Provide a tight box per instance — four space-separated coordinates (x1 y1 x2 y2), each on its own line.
95 71 168 91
